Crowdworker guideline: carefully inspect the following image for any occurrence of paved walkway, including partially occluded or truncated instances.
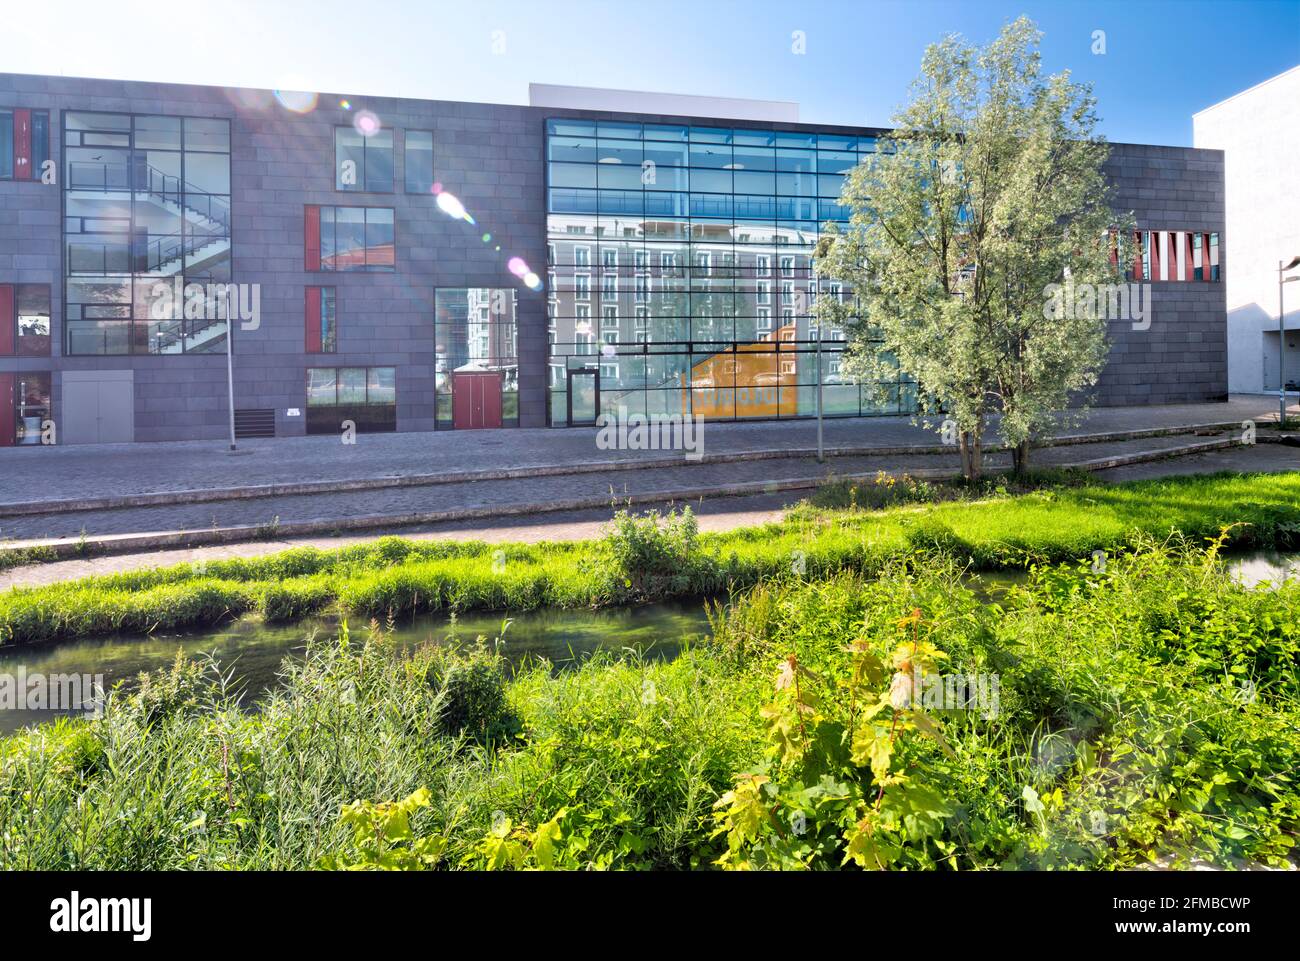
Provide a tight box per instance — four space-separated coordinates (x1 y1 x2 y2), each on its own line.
0 396 1281 508
0 430 1258 542
2 441 1296 591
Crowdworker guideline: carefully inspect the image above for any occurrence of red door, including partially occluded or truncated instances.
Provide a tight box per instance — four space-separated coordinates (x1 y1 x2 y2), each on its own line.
451 372 503 429
0 374 14 447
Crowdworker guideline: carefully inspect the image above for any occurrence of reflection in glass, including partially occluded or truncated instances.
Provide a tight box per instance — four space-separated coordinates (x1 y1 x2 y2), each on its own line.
545 120 904 425
62 111 231 354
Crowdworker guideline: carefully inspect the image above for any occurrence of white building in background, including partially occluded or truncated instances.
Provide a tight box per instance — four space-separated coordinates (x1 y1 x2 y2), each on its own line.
1194 65 1300 395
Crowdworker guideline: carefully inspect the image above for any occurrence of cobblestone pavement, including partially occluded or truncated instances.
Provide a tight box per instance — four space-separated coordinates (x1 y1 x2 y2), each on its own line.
0 396 1282 507
0 432 1245 542
1 442 1295 591
1094 440 1300 481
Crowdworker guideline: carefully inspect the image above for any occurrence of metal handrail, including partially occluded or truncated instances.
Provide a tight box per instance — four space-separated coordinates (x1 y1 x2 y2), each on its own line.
67 160 231 231
66 231 228 275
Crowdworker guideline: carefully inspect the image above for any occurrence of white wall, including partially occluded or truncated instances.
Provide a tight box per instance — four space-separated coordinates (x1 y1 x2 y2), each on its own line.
529 83 799 123
1194 66 1300 393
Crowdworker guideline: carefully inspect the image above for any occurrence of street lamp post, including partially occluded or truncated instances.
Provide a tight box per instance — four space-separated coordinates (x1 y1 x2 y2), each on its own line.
815 312 824 463
1280 255 1300 428
225 306 237 452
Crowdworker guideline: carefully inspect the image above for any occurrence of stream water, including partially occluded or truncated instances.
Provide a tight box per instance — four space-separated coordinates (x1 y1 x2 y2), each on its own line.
0 552 1295 735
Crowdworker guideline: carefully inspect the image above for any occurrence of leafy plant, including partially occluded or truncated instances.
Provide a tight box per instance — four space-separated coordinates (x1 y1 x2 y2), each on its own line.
713 609 958 869
319 788 446 870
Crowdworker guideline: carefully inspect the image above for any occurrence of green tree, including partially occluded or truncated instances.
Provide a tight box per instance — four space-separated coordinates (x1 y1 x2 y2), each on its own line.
815 17 1135 478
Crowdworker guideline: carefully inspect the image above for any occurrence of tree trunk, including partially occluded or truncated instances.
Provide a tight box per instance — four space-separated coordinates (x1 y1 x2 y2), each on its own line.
959 429 984 481
1012 440 1031 476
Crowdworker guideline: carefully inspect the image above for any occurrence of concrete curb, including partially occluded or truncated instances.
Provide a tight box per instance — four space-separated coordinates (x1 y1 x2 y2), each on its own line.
0 420 1250 518
0 435 1246 560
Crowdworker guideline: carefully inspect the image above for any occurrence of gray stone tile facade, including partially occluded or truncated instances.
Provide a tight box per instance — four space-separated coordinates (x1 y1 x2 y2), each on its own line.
0 73 1227 443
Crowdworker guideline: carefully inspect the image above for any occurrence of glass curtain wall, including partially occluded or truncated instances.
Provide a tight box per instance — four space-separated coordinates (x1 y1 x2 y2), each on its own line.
545 119 913 425
63 112 231 355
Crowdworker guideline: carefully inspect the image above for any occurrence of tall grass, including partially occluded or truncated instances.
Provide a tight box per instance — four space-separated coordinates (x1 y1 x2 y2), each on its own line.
2 542 1296 869
2 471 1299 646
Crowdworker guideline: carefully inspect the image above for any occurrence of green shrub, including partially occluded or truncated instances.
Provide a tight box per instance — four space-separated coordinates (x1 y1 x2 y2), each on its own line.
426 643 519 742
601 506 712 600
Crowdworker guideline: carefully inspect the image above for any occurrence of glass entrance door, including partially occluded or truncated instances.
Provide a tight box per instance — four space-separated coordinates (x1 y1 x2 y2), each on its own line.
567 369 599 426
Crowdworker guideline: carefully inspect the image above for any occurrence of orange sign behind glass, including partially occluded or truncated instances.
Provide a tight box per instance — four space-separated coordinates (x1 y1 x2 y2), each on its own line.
681 326 799 419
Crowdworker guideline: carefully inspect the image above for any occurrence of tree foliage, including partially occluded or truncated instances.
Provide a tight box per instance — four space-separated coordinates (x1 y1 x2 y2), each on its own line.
815 17 1136 477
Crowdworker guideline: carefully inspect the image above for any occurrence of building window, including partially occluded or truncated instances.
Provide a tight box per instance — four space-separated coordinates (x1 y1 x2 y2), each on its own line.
1119 229 1222 283
602 248 618 268
602 305 619 328
404 130 434 193
573 246 590 268
545 118 898 425
574 274 590 301
305 286 336 353
335 126 394 192
306 205 395 271
306 366 396 433
63 112 232 355
0 284 52 357
0 109 50 181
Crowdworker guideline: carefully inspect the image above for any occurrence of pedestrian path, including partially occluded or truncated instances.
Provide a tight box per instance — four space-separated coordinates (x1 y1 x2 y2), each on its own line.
0 396 1277 510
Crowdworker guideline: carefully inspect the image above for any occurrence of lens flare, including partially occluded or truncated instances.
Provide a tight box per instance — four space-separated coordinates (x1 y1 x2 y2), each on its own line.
273 90 318 114
481 233 492 243
523 271 543 291
226 87 274 111
507 257 528 277
435 191 475 224
353 110 381 137
339 99 352 111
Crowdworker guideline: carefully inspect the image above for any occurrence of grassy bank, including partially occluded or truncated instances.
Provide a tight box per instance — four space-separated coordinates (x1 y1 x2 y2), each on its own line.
1 470 1298 647
2 542 1295 870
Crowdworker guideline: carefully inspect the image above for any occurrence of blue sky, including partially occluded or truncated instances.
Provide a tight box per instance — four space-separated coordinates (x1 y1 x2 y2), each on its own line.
3 0 1297 145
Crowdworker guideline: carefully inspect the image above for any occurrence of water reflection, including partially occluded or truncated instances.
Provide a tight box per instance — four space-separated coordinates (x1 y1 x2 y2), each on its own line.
0 602 711 735
2 551 1294 735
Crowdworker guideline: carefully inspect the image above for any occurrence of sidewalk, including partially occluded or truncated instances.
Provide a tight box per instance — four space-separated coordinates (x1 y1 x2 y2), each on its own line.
0 428 1280 547
0 395 1280 510
2 441 1296 591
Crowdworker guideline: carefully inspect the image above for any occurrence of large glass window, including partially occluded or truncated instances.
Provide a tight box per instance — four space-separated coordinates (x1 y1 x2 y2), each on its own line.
306 366 396 433
434 288 519 428
335 126 394 192
545 118 906 425
1 284 51 357
405 130 434 193
313 206 395 271
63 112 231 355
